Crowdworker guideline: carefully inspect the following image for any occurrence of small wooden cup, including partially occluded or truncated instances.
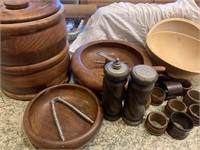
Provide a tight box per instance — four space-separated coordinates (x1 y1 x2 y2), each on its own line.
145 112 168 136
151 87 166 106
164 99 187 117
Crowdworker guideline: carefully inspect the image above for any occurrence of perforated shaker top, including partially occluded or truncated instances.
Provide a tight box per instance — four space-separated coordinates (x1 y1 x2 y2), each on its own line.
131 64 158 85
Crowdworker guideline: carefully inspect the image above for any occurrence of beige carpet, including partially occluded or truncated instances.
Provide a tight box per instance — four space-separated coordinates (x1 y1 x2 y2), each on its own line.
0 76 200 150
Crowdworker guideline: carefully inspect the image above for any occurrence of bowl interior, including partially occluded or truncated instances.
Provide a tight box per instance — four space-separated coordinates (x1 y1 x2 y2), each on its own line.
26 84 100 142
81 42 144 76
147 31 200 73
148 18 200 39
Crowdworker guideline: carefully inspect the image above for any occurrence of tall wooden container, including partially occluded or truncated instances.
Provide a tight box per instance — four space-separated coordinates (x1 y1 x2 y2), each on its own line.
0 0 70 100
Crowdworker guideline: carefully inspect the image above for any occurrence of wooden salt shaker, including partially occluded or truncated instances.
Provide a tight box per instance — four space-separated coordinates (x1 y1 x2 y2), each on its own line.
122 65 158 126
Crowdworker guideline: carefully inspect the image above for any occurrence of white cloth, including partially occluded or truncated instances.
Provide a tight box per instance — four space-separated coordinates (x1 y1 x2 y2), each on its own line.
69 0 200 54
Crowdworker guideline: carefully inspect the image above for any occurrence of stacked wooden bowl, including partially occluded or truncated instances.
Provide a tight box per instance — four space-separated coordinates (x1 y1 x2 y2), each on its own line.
0 0 70 100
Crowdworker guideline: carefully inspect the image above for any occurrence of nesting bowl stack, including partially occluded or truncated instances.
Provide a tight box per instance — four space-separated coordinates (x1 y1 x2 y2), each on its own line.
0 0 70 100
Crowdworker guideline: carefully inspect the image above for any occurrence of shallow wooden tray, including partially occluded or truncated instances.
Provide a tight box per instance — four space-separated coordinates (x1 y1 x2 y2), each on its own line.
23 84 103 149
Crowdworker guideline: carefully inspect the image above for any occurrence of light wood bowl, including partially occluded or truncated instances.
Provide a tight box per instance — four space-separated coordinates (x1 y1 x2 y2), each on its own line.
23 84 103 149
146 31 200 79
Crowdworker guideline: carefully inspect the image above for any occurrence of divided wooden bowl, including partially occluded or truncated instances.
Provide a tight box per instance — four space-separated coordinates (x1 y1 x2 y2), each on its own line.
146 18 200 79
71 40 152 92
23 84 103 149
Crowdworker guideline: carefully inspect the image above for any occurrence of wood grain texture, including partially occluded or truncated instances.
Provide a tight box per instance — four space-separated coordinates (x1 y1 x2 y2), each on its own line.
1 53 70 100
1 46 68 75
1 19 67 66
0 4 65 36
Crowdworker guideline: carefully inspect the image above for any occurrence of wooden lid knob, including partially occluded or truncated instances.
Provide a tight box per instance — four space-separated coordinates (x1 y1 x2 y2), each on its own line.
3 0 29 9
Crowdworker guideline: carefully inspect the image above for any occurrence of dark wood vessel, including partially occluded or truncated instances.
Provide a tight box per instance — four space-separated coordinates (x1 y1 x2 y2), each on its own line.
0 0 70 100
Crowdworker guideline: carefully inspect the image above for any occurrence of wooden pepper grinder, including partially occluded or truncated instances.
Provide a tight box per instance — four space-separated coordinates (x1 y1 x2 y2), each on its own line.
122 65 158 126
102 58 129 121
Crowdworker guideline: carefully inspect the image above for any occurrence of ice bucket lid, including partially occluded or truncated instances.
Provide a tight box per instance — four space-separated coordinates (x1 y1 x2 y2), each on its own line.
0 0 61 23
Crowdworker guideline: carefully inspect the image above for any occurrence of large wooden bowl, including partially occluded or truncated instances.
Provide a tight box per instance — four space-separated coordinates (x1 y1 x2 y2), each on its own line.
23 84 103 149
71 40 152 92
146 31 200 79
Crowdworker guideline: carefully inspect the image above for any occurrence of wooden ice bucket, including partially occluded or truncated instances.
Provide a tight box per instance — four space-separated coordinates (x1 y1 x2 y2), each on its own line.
0 0 70 100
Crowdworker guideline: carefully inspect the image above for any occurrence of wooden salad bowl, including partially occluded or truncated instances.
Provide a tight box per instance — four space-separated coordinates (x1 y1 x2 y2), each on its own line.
146 31 200 79
146 18 200 79
23 84 103 149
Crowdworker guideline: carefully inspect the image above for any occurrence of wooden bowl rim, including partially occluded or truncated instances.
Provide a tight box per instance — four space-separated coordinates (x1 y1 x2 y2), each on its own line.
0 5 65 36
1 45 69 75
147 18 200 36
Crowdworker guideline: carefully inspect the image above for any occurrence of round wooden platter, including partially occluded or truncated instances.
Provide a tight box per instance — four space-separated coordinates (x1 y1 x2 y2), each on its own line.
71 40 153 92
23 84 103 149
